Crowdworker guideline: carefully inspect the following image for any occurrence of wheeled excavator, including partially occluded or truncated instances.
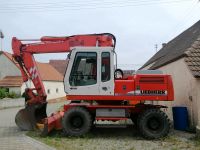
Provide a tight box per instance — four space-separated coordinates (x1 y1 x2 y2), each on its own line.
12 33 174 139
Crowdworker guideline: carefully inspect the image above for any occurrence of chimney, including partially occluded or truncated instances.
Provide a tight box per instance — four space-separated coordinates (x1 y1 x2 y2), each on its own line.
162 43 167 48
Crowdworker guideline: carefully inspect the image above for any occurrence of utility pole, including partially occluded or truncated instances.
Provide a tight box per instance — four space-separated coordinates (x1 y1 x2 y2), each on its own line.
155 44 158 53
0 30 4 51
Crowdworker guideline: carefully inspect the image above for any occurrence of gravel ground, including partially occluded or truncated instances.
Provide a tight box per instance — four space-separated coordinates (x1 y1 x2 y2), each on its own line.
28 123 198 150
2 100 196 150
24 101 199 150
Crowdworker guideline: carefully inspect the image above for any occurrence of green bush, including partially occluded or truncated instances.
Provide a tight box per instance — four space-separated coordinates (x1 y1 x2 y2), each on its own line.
8 92 20 98
0 88 9 99
0 88 21 99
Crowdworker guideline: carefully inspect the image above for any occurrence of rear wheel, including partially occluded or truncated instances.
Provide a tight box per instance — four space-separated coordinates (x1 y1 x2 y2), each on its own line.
138 109 170 139
62 107 92 136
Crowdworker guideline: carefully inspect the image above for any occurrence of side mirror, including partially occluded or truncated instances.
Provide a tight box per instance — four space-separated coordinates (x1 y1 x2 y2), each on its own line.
67 53 71 59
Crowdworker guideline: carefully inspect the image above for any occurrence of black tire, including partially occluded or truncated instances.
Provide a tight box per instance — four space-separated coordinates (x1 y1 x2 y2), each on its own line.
62 107 92 136
137 109 170 139
130 114 139 126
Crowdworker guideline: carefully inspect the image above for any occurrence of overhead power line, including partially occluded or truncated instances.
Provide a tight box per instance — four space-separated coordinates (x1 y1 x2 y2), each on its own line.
166 0 199 39
0 0 192 13
0 0 190 6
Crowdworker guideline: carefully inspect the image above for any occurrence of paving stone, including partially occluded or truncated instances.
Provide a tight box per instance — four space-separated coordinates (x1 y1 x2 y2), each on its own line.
0 101 65 150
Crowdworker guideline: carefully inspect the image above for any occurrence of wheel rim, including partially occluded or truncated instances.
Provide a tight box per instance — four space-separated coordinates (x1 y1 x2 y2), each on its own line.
147 117 161 131
70 116 84 130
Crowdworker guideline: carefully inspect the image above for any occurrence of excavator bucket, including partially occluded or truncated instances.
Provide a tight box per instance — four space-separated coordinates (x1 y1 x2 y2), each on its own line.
15 103 47 131
15 102 64 136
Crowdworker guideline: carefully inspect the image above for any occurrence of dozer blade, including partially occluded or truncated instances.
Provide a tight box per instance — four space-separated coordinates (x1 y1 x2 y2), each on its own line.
15 103 47 131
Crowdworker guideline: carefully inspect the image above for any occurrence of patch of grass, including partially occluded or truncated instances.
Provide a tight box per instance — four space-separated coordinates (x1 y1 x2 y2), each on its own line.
26 128 197 150
0 88 21 99
162 136 180 144
129 147 135 150
170 148 178 150
26 130 97 150
190 136 200 148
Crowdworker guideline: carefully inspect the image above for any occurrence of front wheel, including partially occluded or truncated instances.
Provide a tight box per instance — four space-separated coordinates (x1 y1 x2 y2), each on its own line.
62 107 92 136
138 109 170 139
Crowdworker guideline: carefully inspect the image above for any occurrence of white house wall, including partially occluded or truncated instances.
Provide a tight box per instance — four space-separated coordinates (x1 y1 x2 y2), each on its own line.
0 54 21 79
144 58 198 128
195 80 200 131
43 81 66 100
9 87 21 95
21 81 66 100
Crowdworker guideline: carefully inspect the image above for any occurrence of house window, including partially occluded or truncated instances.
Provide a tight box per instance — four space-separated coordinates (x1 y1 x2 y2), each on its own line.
47 89 50 94
56 88 59 93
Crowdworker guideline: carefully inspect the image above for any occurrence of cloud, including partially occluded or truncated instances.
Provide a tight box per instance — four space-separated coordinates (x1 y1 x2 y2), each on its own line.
0 0 199 68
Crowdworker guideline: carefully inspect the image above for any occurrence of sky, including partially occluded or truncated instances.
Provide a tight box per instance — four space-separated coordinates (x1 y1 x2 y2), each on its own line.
0 0 200 70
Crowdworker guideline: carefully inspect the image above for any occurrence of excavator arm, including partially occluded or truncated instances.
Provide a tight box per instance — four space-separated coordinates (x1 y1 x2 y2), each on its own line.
12 33 115 132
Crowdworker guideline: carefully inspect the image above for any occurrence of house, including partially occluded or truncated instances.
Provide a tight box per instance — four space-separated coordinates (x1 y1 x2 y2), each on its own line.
0 51 66 100
123 70 135 77
49 59 68 76
140 20 200 132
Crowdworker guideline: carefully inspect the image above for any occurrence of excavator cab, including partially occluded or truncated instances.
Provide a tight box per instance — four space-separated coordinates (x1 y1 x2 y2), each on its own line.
64 47 114 96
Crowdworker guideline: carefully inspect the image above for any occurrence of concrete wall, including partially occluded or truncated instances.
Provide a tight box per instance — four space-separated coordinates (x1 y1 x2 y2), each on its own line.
9 87 21 95
142 58 199 128
21 80 66 100
0 54 21 79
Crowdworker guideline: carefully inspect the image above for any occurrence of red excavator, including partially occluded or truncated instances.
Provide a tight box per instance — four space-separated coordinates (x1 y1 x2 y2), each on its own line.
12 33 174 139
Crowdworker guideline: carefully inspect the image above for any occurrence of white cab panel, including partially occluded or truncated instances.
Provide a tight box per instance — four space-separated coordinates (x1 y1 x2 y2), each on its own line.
64 47 114 96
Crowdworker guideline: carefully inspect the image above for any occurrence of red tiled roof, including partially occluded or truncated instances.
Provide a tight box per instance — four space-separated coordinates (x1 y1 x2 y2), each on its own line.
36 62 63 81
49 59 68 76
0 76 23 87
0 51 63 81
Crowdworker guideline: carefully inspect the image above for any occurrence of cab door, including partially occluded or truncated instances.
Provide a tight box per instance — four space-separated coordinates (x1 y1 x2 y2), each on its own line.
99 50 114 95
65 48 99 95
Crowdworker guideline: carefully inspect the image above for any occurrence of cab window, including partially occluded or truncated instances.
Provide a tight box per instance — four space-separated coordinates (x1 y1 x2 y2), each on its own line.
69 52 97 86
101 52 110 82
